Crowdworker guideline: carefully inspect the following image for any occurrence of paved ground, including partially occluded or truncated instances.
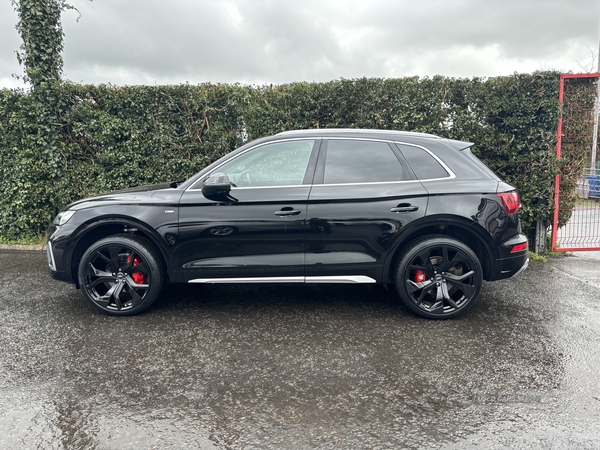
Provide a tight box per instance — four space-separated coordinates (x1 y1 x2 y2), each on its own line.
0 250 599 449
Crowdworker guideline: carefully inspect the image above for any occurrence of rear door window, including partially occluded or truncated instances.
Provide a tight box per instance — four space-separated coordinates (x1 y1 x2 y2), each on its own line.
320 139 408 184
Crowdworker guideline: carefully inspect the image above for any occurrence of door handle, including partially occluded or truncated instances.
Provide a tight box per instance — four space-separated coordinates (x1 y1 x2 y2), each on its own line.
274 209 301 216
390 204 419 213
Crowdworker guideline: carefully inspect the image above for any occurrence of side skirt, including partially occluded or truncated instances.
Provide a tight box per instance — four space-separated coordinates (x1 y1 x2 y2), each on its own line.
188 275 376 284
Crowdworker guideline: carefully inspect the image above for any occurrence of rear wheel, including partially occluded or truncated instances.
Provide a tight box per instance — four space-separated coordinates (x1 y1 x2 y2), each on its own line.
395 235 482 319
77 235 165 316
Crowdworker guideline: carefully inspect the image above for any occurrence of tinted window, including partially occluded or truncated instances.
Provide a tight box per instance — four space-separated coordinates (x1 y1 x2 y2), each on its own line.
216 140 314 187
397 144 449 180
323 140 405 184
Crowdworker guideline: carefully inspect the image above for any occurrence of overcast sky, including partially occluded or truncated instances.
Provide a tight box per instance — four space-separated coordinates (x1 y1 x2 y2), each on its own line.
1 0 599 89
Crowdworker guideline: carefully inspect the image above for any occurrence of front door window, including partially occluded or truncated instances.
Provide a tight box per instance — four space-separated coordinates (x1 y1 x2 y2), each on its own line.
217 140 315 188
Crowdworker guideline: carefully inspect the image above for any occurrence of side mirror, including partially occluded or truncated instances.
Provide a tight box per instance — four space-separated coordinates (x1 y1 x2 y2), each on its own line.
202 172 236 201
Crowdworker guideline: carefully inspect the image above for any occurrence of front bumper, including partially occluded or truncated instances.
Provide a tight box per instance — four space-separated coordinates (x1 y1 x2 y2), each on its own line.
47 240 72 282
47 218 78 284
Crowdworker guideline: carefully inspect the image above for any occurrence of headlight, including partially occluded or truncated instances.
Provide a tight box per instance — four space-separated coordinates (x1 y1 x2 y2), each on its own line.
53 210 76 226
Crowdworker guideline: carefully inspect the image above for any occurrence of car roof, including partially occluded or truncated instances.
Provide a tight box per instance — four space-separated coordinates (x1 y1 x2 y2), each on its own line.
275 128 441 140
275 128 474 152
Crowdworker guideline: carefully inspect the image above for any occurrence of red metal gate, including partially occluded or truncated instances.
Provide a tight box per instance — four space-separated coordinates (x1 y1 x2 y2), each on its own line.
551 73 600 252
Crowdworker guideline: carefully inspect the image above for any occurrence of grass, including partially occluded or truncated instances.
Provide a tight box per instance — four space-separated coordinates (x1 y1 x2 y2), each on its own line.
528 250 571 263
528 251 547 262
575 199 600 207
0 236 46 246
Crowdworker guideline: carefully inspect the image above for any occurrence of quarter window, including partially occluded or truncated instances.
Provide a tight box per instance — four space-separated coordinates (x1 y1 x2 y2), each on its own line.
322 139 406 184
396 143 449 180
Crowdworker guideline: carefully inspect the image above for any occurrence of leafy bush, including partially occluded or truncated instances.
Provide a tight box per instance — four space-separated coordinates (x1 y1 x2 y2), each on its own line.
0 72 562 241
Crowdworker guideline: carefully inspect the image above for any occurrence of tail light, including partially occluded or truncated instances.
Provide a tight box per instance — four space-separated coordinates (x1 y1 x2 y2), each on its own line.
498 191 520 215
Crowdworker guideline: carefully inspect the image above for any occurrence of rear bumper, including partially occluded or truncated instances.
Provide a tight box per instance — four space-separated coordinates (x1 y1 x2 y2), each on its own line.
511 257 529 277
490 252 529 281
488 233 529 281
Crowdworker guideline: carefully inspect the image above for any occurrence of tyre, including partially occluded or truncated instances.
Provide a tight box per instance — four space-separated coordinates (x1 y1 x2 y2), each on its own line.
77 234 165 316
395 235 482 319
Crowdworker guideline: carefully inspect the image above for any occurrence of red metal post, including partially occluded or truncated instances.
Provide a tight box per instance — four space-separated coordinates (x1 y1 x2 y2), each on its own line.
551 76 565 252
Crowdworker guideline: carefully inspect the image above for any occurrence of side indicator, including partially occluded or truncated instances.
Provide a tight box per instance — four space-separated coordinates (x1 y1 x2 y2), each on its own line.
165 210 175 214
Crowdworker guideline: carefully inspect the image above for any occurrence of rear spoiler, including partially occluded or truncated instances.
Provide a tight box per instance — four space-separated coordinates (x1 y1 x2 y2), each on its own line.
445 139 474 151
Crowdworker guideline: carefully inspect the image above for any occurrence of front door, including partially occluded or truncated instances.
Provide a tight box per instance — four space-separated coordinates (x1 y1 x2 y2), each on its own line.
178 139 319 282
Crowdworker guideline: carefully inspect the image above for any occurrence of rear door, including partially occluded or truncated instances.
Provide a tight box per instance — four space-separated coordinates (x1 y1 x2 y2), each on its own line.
305 138 428 283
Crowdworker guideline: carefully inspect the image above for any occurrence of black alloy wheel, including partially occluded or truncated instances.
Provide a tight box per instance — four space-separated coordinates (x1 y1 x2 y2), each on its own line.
77 235 165 316
395 235 482 319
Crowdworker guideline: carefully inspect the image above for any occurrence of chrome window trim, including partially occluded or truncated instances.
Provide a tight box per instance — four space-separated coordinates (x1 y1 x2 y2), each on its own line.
185 136 456 191
186 137 318 192
215 179 423 190
222 184 308 190
324 136 395 143
316 179 422 188
199 180 422 190
394 141 456 181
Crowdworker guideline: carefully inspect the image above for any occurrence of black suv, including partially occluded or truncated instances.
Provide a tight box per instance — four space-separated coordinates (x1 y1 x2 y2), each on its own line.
47 129 529 319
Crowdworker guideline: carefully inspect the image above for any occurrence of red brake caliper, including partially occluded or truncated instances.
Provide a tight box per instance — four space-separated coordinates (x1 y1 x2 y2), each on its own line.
414 270 427 283
127 255 146 284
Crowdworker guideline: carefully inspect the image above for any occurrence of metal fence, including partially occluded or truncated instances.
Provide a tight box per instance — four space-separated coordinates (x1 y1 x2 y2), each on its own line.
551 73 600 252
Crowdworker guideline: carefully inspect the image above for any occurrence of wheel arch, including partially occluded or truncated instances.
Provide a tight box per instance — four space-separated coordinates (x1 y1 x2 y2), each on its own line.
383 215 498 283
69 217 172 287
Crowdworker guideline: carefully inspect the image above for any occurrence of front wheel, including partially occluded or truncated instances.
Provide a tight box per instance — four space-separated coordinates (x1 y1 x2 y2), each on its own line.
395 236 482 319
77 235 165 316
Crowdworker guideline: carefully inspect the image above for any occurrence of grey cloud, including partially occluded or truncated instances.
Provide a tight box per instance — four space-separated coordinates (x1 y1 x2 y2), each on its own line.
1 0 598 88
0 1 25 87
356 0 597 58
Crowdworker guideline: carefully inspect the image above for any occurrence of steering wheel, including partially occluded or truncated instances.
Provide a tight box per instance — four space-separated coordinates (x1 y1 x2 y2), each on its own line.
237 169 255 187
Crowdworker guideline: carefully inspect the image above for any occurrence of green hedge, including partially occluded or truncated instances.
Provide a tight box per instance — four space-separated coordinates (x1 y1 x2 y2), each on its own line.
0 72 562 242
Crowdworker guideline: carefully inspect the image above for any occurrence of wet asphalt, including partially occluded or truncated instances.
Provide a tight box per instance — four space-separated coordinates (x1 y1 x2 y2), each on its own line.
1 250 599 450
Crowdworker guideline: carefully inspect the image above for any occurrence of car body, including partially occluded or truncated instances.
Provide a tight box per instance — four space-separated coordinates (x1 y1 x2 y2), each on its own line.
47 128 529 318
